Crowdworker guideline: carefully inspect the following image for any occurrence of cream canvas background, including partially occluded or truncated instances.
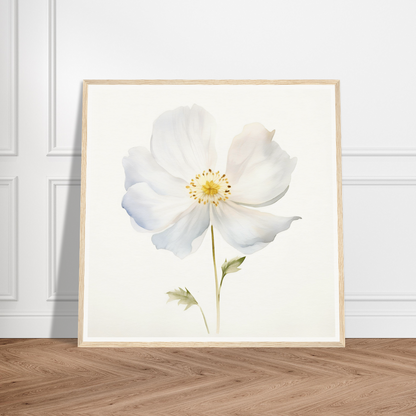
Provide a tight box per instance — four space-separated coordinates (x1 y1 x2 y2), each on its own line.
83 83 339 342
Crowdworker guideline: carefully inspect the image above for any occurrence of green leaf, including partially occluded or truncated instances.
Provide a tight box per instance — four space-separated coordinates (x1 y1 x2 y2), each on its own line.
221 256 246 278
166 287 198 311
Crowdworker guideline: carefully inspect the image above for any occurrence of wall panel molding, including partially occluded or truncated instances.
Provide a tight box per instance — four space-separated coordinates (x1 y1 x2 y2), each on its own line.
47 0 57 155
0 311 77 317
343 176 416 318
47 178 80 301
0 177 18 300
4 311 416 318
346 293 416 301
0 0 18 156
47 0 81 156
342 148 416 157
343 177 416 186
347 311 416 317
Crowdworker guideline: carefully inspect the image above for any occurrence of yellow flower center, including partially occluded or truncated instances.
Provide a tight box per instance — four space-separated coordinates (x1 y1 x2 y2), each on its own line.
186 169 231 206
202 180 220 195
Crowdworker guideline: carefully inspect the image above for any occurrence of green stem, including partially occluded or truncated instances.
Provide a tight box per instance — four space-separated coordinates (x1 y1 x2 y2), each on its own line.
211 225 220 334
219 273 225 293
198 305 210 334
218 273 225 313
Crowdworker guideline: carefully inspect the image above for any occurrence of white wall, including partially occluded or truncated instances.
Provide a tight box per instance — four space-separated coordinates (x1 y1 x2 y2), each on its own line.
1 0 415 338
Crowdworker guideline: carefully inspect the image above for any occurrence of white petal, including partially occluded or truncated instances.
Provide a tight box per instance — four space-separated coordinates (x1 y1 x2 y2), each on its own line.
151 105 217 181
211 201 301 254
152 203 210 259
129 217 152 233
226 123 297 207
122 146 188 198
236 186 289 208
122 183 192 232
190 228 209 255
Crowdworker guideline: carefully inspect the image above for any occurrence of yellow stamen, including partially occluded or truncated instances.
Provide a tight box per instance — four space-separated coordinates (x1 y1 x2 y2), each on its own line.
202 180 220 196
187 170 231 207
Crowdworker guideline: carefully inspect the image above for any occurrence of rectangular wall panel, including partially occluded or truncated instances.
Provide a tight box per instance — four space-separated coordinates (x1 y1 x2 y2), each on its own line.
47 0 81 156
47 178 80 300
0 0 17 155
0 178 17 300
343 178 416 296
343 177 416 337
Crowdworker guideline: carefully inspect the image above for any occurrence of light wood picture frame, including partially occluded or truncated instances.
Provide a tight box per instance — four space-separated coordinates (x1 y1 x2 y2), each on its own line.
78 80 344 347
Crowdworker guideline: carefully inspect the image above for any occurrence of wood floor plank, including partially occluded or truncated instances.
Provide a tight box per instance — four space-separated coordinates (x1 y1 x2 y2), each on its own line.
0 339 415 415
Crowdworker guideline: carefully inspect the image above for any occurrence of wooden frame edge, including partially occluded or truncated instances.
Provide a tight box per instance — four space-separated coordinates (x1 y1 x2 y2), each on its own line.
78 341 345 348
335 81 345 346
78 79 344 348
78 81 89 347
83 79 340 86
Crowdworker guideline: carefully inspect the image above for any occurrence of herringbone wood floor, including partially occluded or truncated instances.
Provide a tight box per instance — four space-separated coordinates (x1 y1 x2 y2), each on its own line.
1 339 416 415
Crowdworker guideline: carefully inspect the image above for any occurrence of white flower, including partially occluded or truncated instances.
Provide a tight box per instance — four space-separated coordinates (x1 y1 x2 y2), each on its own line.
122 105 300 259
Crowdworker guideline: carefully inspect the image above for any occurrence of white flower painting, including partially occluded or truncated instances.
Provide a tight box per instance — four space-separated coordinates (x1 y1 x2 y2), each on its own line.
79 81 344 346
122 104 301 333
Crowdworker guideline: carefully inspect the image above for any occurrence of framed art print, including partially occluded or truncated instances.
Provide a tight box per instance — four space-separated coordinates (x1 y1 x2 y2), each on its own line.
78 80 344 347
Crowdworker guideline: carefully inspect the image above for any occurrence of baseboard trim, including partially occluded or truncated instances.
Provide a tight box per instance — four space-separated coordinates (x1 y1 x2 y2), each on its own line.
1 314 415 338
346 315 416 338
0 315 77 338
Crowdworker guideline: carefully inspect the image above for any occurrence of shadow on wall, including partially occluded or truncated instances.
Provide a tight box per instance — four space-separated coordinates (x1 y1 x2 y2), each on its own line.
51 83 83 338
